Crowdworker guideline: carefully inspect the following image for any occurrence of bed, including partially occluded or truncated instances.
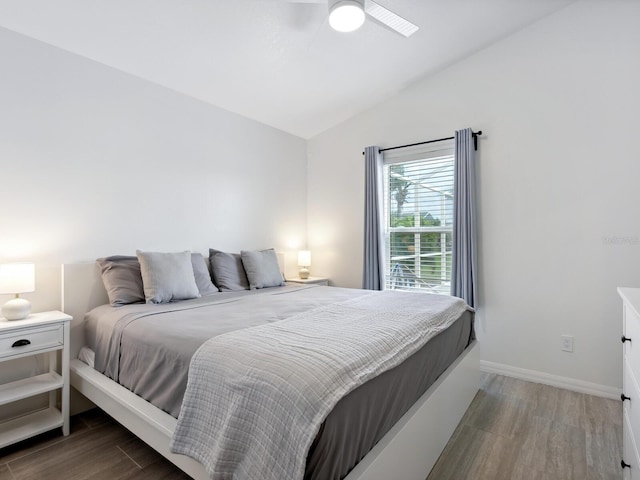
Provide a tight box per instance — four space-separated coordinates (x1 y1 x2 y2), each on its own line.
63 254 480 480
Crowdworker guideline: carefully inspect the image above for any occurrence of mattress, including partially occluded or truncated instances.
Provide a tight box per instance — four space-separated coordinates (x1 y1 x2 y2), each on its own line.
83 284 474 480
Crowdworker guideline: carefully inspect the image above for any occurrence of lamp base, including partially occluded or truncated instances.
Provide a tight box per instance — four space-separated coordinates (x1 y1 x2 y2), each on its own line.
298 267 310 280
2 297 31 320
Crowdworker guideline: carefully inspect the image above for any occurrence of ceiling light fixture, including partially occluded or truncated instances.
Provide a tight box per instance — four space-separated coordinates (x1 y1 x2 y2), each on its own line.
329 0 365 33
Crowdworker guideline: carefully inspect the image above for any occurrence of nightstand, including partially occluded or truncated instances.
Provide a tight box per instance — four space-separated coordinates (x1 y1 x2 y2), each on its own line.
0 311 72 448
287 277 329 286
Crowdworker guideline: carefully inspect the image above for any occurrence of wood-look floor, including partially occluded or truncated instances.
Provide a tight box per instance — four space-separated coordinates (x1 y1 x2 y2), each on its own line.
427 374 622 480
0 374 622 480
0 408 190 480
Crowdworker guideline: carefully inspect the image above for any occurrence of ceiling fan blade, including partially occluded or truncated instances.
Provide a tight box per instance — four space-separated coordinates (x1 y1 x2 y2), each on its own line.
364 0 419 37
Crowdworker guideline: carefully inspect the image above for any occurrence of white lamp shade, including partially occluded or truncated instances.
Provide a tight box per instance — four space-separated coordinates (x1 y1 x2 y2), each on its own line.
297 251 311 267
0 263 35 295
329 0 365 33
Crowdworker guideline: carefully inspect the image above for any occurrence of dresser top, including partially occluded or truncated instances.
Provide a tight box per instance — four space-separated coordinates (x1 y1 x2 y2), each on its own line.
618 287 640 319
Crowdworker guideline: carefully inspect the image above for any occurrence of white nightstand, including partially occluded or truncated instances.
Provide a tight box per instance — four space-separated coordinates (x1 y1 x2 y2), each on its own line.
0 311 72 448
287 277 329 286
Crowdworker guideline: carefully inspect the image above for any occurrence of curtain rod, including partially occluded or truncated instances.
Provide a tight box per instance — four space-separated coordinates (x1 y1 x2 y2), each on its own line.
362 130 483 155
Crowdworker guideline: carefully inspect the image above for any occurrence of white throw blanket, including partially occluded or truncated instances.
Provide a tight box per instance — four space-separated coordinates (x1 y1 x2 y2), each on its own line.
170 290 469 480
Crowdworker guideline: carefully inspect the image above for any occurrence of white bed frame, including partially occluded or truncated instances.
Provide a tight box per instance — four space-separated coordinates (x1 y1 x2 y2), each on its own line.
62 262 480 480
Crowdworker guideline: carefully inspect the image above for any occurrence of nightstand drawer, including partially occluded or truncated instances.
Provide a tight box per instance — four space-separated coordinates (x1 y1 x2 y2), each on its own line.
0 324 64 359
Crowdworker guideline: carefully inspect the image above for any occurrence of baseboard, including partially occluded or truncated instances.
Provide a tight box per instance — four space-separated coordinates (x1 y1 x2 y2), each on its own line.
480 360 620 400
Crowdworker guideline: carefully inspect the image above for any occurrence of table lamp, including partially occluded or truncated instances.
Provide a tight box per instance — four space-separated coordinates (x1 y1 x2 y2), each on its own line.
298 251 311 279
0 263 35 320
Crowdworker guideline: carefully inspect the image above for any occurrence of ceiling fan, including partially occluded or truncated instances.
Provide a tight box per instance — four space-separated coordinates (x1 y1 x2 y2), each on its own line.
328 0 418 37
329 0 418 37
278 0 419 37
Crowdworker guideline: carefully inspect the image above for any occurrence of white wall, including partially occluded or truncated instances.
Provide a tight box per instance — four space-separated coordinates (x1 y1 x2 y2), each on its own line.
308 0 640 392
0 26 308 313
0 27 307 417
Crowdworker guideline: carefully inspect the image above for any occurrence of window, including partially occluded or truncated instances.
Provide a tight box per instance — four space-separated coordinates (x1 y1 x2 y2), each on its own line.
383 142 454 293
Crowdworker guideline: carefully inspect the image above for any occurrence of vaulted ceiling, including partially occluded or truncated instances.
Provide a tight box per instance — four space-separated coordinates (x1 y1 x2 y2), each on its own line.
0 0 576 138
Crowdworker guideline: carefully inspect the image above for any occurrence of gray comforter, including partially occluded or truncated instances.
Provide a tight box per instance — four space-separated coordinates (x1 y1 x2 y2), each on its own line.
169 289 469 480
87 285 376 417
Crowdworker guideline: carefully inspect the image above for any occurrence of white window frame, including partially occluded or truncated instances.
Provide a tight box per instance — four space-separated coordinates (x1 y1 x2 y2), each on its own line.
382 140 455 293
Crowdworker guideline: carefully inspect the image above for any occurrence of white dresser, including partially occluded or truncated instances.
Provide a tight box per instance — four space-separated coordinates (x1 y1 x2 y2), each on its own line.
619 287 640 478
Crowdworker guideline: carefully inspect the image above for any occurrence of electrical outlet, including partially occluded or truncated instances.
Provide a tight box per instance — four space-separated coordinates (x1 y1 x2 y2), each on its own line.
561 335 574 352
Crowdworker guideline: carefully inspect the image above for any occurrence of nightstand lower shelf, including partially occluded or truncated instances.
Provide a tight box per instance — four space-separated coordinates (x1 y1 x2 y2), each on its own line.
0 372 63 405
0 407 63 449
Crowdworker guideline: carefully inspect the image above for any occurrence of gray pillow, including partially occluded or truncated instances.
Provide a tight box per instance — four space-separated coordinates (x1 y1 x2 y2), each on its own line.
209 249 249 291
241 249 285 289
96 256 145 306
136 250 200 304
191 253 218 295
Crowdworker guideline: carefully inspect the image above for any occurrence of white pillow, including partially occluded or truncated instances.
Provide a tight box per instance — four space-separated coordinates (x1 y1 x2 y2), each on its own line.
136 250 200 304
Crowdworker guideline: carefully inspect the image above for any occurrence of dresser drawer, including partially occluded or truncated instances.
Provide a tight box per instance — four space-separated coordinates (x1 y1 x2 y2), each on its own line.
624 409 640 480
0 323 64 359
624 356 640 477
625 305 640 375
